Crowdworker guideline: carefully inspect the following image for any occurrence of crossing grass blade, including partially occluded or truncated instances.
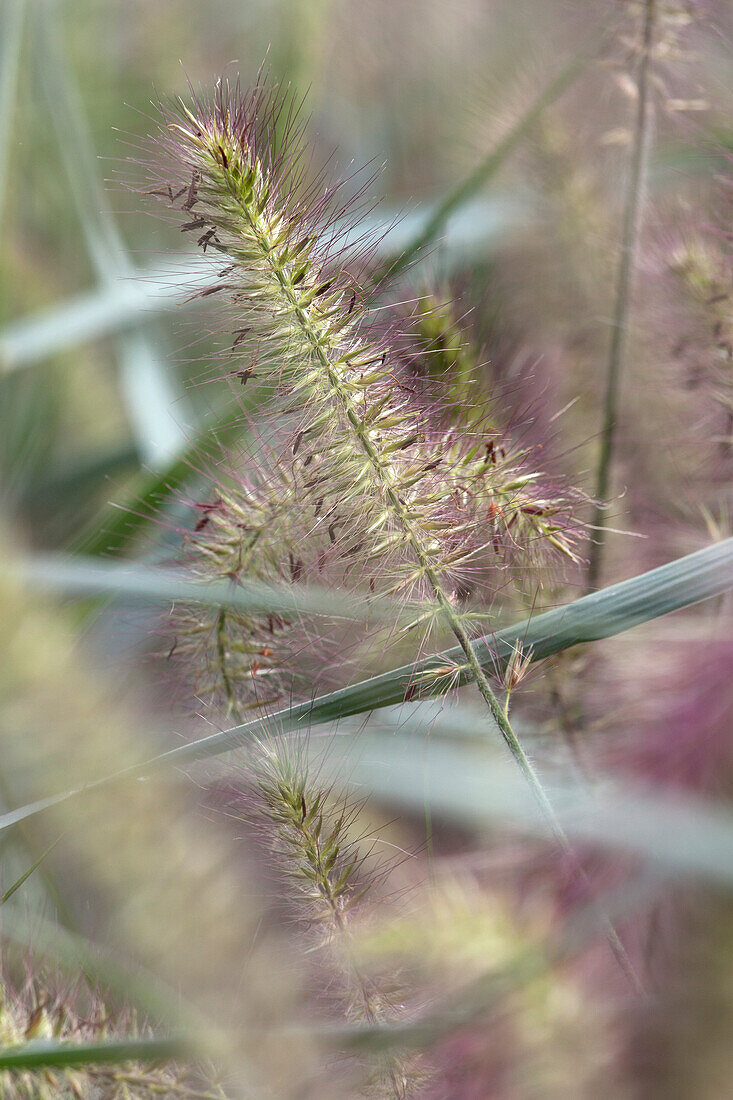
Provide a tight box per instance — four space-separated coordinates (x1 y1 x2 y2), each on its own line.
0 834 62 905
326 730 733 892
0 539 729 837
143 536 733 770
0 256 215 372
34 2 189 465
15 552 423 624
376 46 590 283
0 1037 189 1071
0 198 517 373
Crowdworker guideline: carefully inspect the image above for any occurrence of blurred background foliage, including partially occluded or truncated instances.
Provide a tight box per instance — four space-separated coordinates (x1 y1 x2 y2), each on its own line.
2 0 732 566
2 0 733 1096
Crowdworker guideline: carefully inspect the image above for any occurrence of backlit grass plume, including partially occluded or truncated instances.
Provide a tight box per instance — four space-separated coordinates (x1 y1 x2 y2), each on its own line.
247 738 415 1097
170 434 576 717
148 76 637 982
151 78 580 599
155 91 577 583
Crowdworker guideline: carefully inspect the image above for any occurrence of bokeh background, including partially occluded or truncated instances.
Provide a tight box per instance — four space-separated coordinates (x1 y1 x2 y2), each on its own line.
3 1 732 566
2 1 733 1097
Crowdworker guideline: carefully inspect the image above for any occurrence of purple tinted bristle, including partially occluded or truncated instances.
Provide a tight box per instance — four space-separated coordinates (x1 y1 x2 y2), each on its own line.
146 73 586 716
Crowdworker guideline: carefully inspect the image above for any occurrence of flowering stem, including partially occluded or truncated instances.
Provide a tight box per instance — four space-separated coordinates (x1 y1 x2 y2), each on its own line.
257 751 409 1097
211 528 264 722
587 0 657 589
249 216 642 992
275 256 542 783
215 609 241 721
170 99 641 990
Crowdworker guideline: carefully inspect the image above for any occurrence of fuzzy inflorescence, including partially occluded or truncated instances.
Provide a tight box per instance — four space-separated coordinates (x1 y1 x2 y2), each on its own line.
152 79 580 611
148 73 587 822
149 78 583 719
170 460 330 717
248 739 415 1096
252 740 366 929
148 68 638 1007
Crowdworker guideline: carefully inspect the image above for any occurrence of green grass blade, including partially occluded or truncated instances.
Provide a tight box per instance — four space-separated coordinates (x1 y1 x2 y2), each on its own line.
1 834 62 904
376 49 589 283
0 1036 189 1071
0 198 517 372
148 537 732 771
0 0 25 239
34 1 125 276
0 539 729 837
0 256 215 371
114 328 190 468
16 553 422 624
34 1 188 465
326 731 733 891
586 0 657 587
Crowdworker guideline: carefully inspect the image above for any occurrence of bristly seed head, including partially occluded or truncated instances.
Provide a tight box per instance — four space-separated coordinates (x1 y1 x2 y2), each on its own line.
151 76 584 713
249 738 367 930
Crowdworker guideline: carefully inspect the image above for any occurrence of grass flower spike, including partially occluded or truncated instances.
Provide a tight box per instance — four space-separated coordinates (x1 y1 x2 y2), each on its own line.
149 75 637 985
249 739 414 1096
154 79 579 602
3 4 733 1094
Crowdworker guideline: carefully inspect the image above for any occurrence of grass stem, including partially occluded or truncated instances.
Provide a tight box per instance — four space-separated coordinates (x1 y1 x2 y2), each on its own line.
261 217 642 992
587 0 657 589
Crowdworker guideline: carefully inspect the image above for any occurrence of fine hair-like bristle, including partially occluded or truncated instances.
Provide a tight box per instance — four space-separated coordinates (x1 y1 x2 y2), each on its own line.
149 77 584 718
147 73 637 989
